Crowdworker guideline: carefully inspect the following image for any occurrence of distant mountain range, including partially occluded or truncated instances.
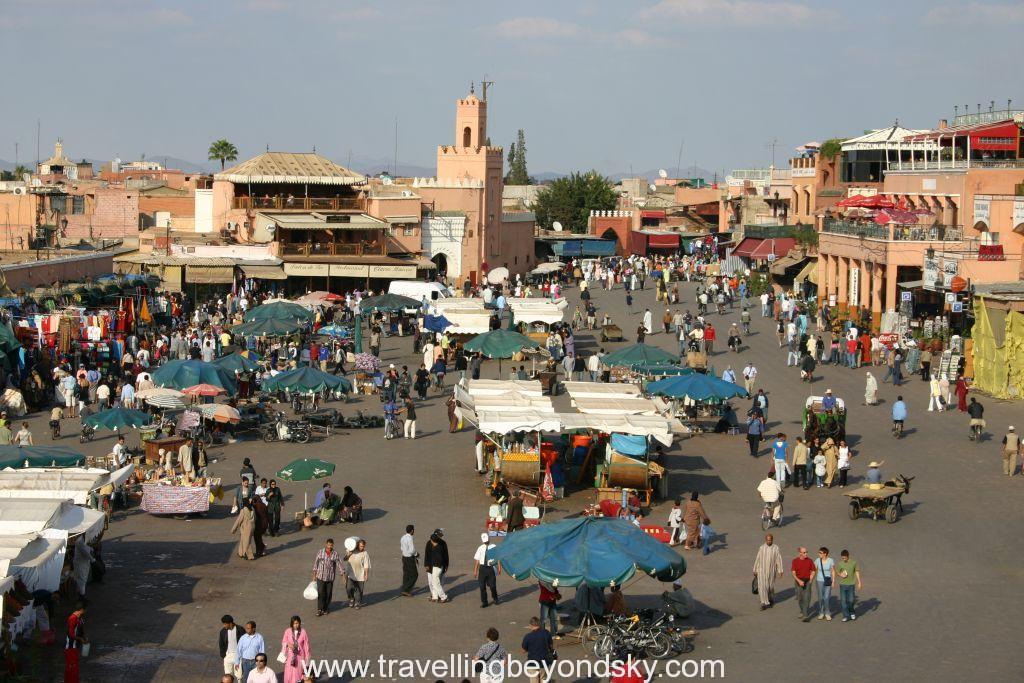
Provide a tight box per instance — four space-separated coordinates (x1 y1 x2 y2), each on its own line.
1 155 714 184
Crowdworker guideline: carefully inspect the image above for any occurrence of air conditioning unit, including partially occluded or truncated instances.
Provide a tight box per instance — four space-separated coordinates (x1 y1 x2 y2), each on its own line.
401 190 413 197
12 187 27 196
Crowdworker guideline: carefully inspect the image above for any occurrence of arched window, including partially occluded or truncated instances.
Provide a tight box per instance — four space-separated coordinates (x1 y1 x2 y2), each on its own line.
463 126 472 146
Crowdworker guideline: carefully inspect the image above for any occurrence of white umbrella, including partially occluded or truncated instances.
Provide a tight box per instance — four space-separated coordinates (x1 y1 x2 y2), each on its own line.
486 267 509 285
136 387 184 400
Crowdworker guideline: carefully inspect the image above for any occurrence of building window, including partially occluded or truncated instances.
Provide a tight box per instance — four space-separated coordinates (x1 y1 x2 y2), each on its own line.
463 127 472 146
403 225 416 236
72 196 85 214
50 196 67 213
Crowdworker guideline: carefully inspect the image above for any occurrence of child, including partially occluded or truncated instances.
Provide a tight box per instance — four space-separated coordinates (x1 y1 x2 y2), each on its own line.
813 450 827 488
667 499 683 546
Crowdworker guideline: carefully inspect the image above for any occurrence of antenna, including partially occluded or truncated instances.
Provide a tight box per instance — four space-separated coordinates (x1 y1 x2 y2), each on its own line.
658 169 668 179
480 78 494 101
393 116 399 177
766 138 779 167
552 221 563 232
675 140 683 178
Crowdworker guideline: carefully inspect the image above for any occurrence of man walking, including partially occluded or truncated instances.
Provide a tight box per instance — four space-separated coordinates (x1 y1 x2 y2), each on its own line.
1002 426 1020 476
401 396 417 440
836 549 862 622
64 602 88 683
791 547 817 621
236 620 265 682
742 362 758 394
218 614 243 682
400 524 418 596
424 529 450 603
752 534 783 610
746 411 766 457
473 532 501 607
311 538 346 617
772 433 789 487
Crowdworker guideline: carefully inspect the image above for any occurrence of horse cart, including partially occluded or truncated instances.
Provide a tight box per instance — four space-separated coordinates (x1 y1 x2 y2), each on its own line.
845 474 914 523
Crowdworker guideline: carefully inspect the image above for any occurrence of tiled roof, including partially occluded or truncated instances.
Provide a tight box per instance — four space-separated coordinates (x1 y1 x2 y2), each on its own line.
215 152 366 186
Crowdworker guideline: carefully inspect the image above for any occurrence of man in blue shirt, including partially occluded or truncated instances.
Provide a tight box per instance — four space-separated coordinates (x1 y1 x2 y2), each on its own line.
521 616 555 680
747 414 766 457
891 396 908 436
772 434 789 487
865 461 884 484
822 389 837 412
236 620 265 682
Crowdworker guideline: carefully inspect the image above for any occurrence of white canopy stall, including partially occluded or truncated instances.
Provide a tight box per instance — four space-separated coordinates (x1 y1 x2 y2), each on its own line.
0 499 105 541
430 299 492 335
0 465 134 505
563 382 642 400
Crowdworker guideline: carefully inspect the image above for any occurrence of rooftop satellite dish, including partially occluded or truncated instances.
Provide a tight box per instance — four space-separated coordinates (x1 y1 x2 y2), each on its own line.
658 169 668 179
21 173 31 184
552 221 563 232
649 184 657 192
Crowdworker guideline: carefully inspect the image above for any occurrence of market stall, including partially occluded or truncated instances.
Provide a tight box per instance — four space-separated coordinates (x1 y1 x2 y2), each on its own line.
141 477 222 515
0 465 134 505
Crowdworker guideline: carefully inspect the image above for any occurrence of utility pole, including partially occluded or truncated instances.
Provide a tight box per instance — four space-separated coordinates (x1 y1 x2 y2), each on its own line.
675 140 684 178
480 79 494 101
767 139 779 167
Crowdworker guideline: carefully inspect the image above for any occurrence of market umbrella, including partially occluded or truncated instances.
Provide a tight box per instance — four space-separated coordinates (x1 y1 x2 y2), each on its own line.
631 362 695 377
486 267 509 285
182 383 227 397
314 324 352 339
212 351 262 374
358 293 419 313
0 445 86 469
421 315 452 333
243 300 314 323
152 359 238 393
463 329 539 359
294 291 343 305
197 404 241 424
84 407 154 432
262 366 352 394
232 318 303 337
600 343 676 368
647 373 749 401
137 387 187 410
488 516 685 588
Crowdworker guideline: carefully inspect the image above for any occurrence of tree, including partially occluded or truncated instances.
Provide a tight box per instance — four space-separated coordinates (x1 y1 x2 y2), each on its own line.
505 129 530 185
208 139 239 170
533 171 616 234
819 138 845 160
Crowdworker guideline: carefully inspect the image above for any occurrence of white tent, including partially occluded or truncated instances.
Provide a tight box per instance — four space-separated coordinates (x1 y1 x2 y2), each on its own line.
472 409 563 435
0 499 105 541
0 465 134 505
559 414 679 447
461 379 544 397
507 299 566 326
529 262 564 276
0 531 67 593
563 382 642 400
571 397 660 416
454 385 554 413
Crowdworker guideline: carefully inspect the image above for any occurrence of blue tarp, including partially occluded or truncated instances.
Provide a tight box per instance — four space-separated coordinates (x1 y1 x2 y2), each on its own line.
611 433 648 456
422 315 453 333
550 239 617 257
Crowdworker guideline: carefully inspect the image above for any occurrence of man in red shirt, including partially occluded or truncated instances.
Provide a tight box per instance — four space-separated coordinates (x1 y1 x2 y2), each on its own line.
704 323 716 354
64 602 88 683
791 547 817 621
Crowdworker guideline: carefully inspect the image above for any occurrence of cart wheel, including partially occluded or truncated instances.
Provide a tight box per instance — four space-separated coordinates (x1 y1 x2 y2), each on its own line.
848 501 860 520
886 504 899 524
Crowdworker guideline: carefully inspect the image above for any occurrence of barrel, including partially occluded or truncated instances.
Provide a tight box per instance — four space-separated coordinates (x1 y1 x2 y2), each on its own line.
501 451 541 485
606 452 649 489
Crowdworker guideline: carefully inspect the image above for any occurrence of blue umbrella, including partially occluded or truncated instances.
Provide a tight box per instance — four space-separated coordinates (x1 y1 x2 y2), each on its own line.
152 360 238 393
488 516 685 588
422 315 453 333
315 324 352 338
647 373 749 401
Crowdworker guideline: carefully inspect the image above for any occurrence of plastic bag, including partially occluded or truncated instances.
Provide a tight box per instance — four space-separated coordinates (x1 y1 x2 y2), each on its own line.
303 581 318 600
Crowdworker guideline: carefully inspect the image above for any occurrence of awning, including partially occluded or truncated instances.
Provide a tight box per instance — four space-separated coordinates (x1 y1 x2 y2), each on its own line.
185 265 234 284
769 252 807 275
647 233 680 248
385 216 419 224
732 237 763 257
750 238 797 260
898 280 924 289
240 264 286 280
793 260 818 285
640 210 666 219
550 240 616 257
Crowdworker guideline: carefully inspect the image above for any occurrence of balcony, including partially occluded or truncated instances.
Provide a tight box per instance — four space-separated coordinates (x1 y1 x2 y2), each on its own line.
886 159 1024 172
281 241 386 257
233 196 365 211
822 219 964 242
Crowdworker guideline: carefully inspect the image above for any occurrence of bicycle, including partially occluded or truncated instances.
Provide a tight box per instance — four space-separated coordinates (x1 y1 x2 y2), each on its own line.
760 501 782 530
891 420 904 438
968 422 983 442
49 419 61 440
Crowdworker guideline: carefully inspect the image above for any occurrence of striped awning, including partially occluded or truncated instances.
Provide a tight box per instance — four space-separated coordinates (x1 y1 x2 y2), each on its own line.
240 264 287 280
793 260 818 285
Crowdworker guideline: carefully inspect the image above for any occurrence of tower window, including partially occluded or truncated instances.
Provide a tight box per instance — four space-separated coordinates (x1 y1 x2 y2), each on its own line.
463 126 472 147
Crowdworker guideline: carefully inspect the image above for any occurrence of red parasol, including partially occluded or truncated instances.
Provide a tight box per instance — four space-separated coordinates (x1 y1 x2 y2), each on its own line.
182 383 227 397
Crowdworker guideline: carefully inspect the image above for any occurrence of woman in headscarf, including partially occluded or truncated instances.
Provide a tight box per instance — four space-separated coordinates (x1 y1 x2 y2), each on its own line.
864 372 878 406
230 499 256 560
822 438 839 488
682 491 711 550
955 374 969 412
280 615 310 683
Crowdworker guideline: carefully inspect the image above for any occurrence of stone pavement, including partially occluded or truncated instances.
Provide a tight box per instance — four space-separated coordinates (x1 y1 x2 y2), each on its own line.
29 277 1022 681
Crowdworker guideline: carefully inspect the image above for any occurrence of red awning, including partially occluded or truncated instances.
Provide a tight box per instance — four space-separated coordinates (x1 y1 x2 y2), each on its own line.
732 237 763 257
969 121 1019 151
647 233 679 247
750 238 797 260
640 210 666 219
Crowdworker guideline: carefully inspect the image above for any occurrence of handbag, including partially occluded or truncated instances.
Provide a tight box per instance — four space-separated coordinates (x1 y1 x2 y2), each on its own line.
751 577 758 595
819 558 832 587
276 650 287 664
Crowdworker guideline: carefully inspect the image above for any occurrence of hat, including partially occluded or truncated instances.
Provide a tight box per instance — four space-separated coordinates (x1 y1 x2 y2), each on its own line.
158 449 166 455
1010 426 1016 431
480 533 489 543
389 364 395 369
825 389 832 394
433 528 444 537
868 461 883 468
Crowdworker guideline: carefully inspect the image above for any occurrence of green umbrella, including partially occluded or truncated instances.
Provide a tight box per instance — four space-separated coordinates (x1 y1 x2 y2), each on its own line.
152 360 238 392
243 300 313 323
358 293 419 313
276 458 335 482
212 351 262 374
0 445 87 469
84 407 154 431
601 343 676 368
262 366 352 394
232 318 303 337
0 324 22 355
354 313 364 353
463 329 539 359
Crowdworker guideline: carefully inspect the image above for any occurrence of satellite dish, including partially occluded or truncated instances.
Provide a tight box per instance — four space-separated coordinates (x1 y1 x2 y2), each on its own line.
649 184 657 192
21 173 31 184
658 169 668 179
552 221 563 232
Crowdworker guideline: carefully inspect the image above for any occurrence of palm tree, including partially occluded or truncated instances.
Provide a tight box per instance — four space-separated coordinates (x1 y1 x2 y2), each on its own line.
208 139 239 170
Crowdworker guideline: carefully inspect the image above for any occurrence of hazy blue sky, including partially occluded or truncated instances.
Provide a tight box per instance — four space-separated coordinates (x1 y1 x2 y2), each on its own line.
3 0 1022 177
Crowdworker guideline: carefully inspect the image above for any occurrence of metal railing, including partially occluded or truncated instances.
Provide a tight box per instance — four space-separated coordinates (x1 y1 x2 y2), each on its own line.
280 241 385 257
888 158 1024 172
952 109 1022 126
822 219 964 242
233 196 365 211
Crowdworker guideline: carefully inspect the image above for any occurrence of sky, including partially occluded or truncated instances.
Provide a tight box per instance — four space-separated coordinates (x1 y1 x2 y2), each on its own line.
2 0 1023 178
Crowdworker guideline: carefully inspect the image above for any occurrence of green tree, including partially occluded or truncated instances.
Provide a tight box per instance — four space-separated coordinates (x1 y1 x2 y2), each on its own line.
506 129 530 185
819 138 845 159
533 171 616 233
0 170 12 181
207 139 239 170
14 165 30 178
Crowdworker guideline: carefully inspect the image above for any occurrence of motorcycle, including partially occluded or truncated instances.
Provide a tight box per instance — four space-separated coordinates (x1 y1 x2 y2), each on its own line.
262 412 311 444
79 423 96 443
50 419 61 440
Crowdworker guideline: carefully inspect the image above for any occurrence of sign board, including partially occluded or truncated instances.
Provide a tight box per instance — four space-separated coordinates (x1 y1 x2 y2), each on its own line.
923 256 941 291
973 197 991 227
945 292 956 304
848 267 860 307
1014 199 1024 228
329 264 369 278
941 259 958 289
951 302 963 313
878 332 900 348
922 178 936 191
828 294 837 307
901 291 912 302
284 262 329 276
369 265 416 279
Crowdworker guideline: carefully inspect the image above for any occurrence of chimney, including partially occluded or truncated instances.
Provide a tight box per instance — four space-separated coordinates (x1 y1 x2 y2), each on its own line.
937 119 948 130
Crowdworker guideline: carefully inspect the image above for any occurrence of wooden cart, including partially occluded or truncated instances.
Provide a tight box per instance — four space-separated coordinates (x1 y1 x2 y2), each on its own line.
844 475 913 523
601 324 623 342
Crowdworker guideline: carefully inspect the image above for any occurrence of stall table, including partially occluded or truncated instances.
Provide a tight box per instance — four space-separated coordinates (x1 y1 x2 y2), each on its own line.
144 436 187 465
141 478 221 515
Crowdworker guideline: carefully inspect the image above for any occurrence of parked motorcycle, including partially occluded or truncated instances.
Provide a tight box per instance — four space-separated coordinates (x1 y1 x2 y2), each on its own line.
79 423 95 443
262 411 312 444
